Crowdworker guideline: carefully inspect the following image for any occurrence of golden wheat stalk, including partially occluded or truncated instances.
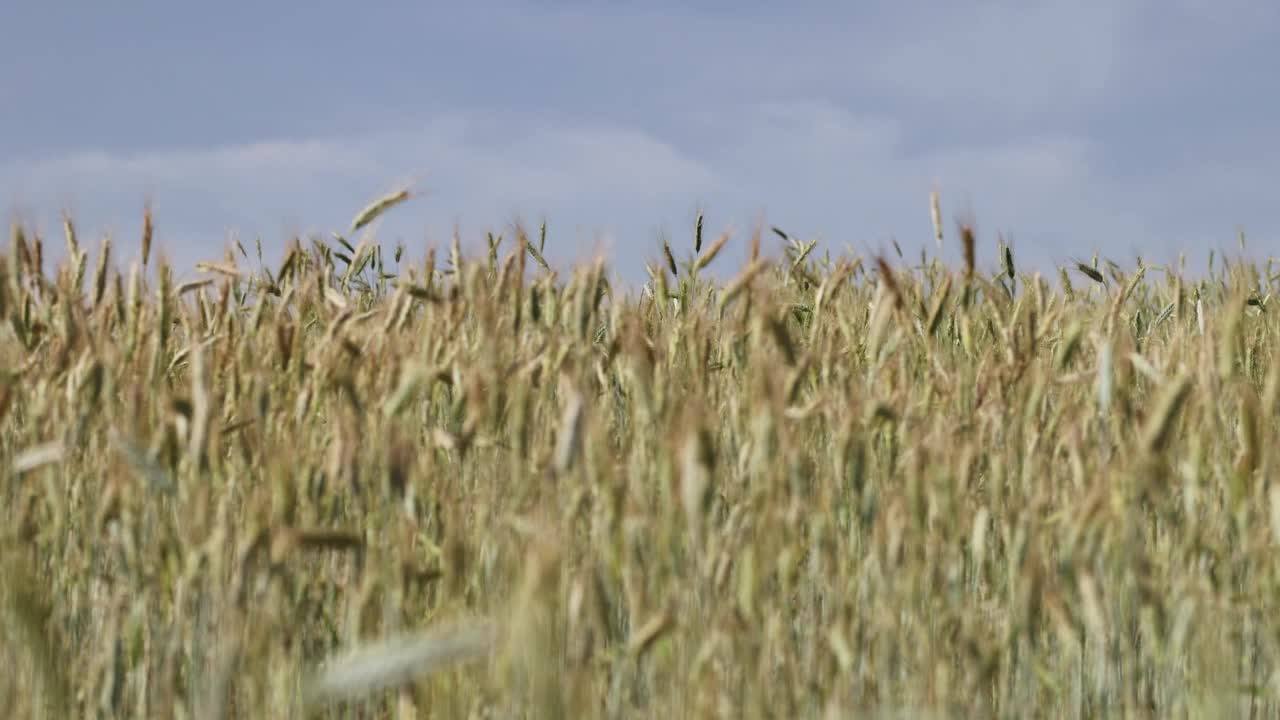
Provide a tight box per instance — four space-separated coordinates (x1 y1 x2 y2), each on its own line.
351 188 412 232
141 203 154 267
718 258 770 312
693 232 730 273
1140 373 1193 453
302 621 494 708
11 441 65 474
930 190 943 251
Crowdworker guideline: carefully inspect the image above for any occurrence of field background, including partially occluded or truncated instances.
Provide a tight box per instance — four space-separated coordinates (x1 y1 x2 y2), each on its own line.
3 205 1279 718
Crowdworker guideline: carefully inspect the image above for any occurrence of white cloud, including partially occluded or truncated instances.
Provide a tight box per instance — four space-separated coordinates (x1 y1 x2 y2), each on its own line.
12 139 378 187
2 97 1272 284
666 99 1272 272
0 117 722 273
3 0 1278 281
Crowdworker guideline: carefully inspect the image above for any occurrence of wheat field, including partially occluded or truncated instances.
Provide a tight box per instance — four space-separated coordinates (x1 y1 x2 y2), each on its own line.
2 198 1279 718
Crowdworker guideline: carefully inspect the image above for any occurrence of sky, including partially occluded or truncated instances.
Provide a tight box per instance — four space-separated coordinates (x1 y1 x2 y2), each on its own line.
2 1 1277 283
